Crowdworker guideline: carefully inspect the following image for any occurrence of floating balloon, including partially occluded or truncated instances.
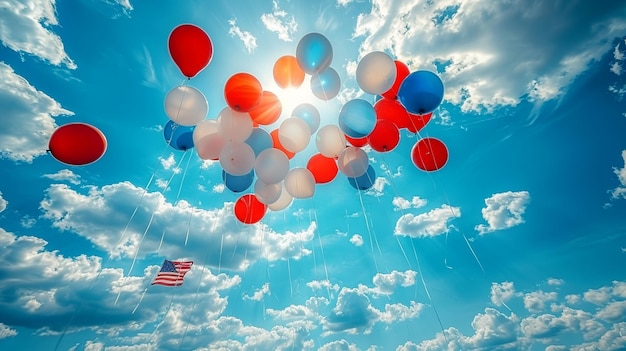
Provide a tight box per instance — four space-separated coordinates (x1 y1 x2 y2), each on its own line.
316 125 346 158
406 112 432 134
193 119 226 160
248 91 282 125
164 120 194 151
411 137 449 172
254 179 282 205
268 182 293 211
337 146 369 178
398 70 444 114
284 168 316 199
48 123 107 166
338 99 377 139
373 98 410 129
168 24 213 78
356 51 397 95
348 164 376 190
368 119 400 152
310 67 340 101
273 55 305 89
381 60 410 100
164 85 208 126
292 103 320 134
296 32 333 74
217 107 253 142
278 117 311 153
222 169 254 193
234 194 267 224
245 128 273 157
255 148 290 185
219 141 256 176
306 153 338 184
270 129 295 159
224 73 263 112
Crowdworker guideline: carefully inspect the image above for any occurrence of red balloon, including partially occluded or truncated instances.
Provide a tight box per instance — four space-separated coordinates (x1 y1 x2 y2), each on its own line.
411 137 448 171
373 98 410 129
407 112 432 133
381 60 410 100
224 73 263 112
306 153 338 184
368 119 400 152
270 129 295 159
168 24 213 78
234 194 267 224
48 123 107 166
345 134 368 147
273 55 305 89
248 91 282 125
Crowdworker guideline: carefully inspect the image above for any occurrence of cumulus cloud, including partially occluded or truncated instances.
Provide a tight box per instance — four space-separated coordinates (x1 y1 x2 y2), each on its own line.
352 0 626 113
475 191 531 234
349 234 363 246
228 19 257 54
38 182 315 270
243 283 270 301
261 0 297 41
42 169 81 185
0 63 73 162
394 204 461 238
490 281 519 308
610 150 626 199
0 323 17 339
523 291 558 313
0 192 7 213
367 270 417 296
392 196 427 211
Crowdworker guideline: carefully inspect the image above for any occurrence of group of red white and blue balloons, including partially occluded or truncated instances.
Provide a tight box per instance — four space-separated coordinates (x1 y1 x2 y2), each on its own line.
48 24 448 225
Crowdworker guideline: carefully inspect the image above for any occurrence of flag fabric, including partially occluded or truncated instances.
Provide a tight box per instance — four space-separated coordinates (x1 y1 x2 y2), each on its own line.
151 260 193 287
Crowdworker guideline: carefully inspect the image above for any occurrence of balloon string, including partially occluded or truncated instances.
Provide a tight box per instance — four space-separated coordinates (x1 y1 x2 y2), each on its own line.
312 206 331 300
179 249 213 349
355 183 379 274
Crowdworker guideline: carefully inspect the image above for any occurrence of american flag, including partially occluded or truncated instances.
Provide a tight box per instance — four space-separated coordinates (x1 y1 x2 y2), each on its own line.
151 260 193 287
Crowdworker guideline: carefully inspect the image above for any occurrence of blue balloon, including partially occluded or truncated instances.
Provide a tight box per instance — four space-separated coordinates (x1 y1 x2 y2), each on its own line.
164 120 195 150
310 67 340 101
348 164 376 190
338 99 376 139
244 128 272 157
397 70 444 114
296 33 333 74
222 169 255 193
292 103 320 134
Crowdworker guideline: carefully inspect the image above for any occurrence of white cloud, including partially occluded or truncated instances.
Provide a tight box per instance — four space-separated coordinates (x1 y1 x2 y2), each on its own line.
490 281 519 307
0 323 17 339
0 0 76 68
349 234 363 246
228 19 257 54
42 169 81 185
243 283 270 301
548 278 565 286
368 269 416 295
319 339 359 351
365 177 389 197
394 204 461 238
352 0 626 113
611 150 626 199
523 291 558 313
475 191 531 234
392 196 427 211
0 192 7 213
0 63 73 162
596 301 626 323
261 0 297 42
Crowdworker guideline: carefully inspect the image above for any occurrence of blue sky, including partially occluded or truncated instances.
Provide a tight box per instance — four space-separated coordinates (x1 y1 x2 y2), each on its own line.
1 0 626 350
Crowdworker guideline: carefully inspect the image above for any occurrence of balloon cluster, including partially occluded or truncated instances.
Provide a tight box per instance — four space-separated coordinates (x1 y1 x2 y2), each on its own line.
165 25 448 224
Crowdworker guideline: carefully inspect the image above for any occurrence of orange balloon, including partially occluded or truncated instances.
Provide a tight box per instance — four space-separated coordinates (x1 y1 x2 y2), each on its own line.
270 129 295 159
273 55 305 89
248 91 282 125
224 73 263 112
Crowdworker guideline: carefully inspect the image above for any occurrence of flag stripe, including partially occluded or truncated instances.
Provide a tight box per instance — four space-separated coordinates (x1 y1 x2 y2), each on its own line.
151 260 193 287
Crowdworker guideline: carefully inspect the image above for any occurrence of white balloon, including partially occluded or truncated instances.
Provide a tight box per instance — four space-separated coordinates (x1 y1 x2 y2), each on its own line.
164 85 208 126
254 179 282 205
218 107 253 142
284 167 315 199
316 124 346 158
255 148 290 185
219 141 256 176
337 146 369 178
268 182 292 211
279 117 311 153
356 51 397 95
193 119 226 160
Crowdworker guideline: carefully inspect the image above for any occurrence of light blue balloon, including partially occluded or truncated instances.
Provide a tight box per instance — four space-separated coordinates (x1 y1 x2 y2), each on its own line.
296 33 333 74
348 164 376 190
338 99 376 139
292 103 320 134
311 67 340 101
222 169 255 193
164 120 195 151
244 128 272 157
398 70 444 114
